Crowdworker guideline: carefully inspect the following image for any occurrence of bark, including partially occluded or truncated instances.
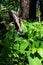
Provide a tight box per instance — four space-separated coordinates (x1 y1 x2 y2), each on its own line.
20 0 30 20
20 0 37 21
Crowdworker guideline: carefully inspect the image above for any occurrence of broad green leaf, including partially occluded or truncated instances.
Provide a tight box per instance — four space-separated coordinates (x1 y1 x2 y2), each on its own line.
21 24 27 33
32 48 37 54
20 39 29 50
26 51 31 56
19 50 25 54
40 42 43 48
28 56 35 65
28 56 42 65
37 48 43 57
34 57 42 65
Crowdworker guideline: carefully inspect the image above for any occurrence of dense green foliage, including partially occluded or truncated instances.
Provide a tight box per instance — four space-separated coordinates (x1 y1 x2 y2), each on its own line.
0 0 20 11
0 0 20 24
0 20 43 65
0 0 43 65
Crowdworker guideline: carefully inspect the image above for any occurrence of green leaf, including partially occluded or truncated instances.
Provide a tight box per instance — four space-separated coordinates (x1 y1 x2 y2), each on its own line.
19 50 25 54
9 26 15 33
13 43 19 50
20 39 29 50
28 56 34 65
32 48 37 54
37 48 43 57
22 24 27 33
40 42 43 48
5 0 9 3
28 56 42 65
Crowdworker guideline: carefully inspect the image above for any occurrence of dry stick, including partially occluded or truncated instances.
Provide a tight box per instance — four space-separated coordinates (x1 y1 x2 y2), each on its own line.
38 0 41 22
11 10 22 33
